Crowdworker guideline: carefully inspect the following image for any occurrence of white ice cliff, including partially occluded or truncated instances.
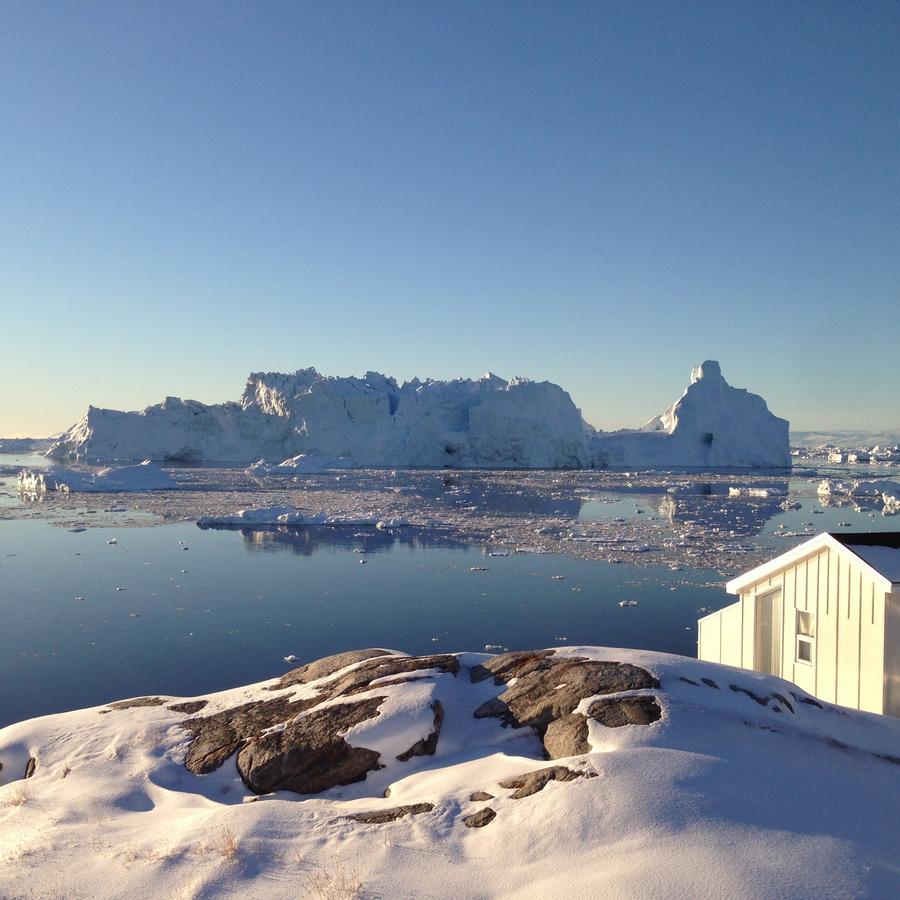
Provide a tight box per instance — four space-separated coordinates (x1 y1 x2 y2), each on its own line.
46 361 791 469
588 360 791 468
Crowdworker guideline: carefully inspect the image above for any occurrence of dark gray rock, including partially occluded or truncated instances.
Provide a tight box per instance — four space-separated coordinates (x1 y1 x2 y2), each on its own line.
499 765 584 800
269 649 393 691
183 695 303 775
350 802 434 824
317 654 459 699
472 652 659 752
182 652 459 781
104 697 166 712
543 713 590 758
469 791 495 802
588 696 662 728
463 807 496 828
236 697 386 795
168 700 208 714
397 702 443 761
24 757 36 779
470 650 555 685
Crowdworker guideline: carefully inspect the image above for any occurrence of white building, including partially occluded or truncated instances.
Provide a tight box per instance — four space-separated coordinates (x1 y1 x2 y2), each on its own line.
698 533 900 716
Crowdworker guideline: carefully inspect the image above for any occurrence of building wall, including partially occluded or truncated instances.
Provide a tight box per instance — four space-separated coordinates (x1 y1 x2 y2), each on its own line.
703 547 888 714
885 593 900 717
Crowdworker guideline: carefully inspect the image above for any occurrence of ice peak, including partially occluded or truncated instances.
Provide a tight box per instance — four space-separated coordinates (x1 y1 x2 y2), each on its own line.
690 360 722 384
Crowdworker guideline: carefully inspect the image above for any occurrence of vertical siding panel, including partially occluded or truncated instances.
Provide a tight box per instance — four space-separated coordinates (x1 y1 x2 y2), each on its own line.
806 556 818 617
782 566 793 677
819 549 839 704
742 589 754 669
838 562 861 708
796 560 807 614
858 575 883 714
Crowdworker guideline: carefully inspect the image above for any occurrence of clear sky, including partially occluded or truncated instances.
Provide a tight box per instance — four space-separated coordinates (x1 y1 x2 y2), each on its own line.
1 1 898 438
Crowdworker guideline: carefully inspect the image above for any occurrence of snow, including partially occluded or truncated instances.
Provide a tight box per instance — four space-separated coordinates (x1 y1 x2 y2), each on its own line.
17 460 175 494
46 361 790 469
1 646 898 899
844 545 900 584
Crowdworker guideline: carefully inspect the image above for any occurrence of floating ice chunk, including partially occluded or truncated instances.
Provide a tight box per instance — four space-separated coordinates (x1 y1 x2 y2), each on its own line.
18 460 175 494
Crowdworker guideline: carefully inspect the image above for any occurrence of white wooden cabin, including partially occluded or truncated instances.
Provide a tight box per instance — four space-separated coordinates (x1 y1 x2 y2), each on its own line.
698 533 900 716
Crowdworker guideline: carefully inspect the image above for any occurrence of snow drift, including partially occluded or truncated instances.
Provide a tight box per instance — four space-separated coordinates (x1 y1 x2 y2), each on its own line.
47 361 790 469
1 646 897 899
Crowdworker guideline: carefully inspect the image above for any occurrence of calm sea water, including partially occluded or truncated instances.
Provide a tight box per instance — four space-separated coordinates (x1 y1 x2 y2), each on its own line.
2 456 897 727
0 518 722 726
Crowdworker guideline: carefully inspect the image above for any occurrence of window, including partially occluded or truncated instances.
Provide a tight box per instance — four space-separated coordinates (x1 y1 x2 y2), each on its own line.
796 610 815 665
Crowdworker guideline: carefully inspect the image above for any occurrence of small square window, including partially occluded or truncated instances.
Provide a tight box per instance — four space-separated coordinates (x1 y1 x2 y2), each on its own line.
797 637 813 663
797 610 815 637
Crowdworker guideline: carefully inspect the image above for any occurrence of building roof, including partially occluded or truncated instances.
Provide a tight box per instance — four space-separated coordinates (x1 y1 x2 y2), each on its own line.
833 533 900 585
726 532 900 594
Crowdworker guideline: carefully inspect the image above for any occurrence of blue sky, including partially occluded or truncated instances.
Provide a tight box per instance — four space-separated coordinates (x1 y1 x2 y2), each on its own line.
1 1 898 437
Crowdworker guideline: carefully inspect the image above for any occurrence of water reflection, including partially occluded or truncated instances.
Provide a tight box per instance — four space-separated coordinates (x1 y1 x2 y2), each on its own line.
656 492 786 536
233 524 468 556
410 473 583 517
582 479 792 538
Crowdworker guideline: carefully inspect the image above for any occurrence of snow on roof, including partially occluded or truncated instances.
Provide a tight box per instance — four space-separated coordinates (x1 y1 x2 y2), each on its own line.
726 532 900 593
834 534 900 584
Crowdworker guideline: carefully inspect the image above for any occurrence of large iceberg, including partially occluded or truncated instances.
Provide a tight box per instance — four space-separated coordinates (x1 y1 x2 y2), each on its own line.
48 370 589 468
588 360 791 468
47 361 791 469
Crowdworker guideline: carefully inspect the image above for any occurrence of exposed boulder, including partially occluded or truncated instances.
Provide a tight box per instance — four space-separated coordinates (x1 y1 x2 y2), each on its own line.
350 803 434 824
543 713 590 758
168 700 208 715
268 649 393 691
104 697 166 712
499 765 587 800
472 651 660 756
588 696 662 727
463 807 496 828
181 652 460 794
236 698 386 795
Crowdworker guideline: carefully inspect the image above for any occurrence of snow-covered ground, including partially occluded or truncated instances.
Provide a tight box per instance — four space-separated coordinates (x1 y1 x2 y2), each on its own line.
46 360 791 469
1 646 897 899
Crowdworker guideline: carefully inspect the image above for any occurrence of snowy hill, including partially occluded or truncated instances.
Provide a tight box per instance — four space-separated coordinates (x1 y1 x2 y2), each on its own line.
47 361 790 469
1 646 897 899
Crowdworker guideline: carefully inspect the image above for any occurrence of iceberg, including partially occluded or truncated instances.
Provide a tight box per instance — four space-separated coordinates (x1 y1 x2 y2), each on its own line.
17 460 176 494
47 361 791 470
588 361 791 468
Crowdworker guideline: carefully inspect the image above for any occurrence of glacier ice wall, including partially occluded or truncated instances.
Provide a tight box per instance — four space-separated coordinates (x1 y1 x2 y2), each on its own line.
47 361 790 469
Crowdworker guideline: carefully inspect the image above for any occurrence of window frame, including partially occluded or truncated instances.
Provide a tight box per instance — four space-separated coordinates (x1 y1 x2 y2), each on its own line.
795 609 816 666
